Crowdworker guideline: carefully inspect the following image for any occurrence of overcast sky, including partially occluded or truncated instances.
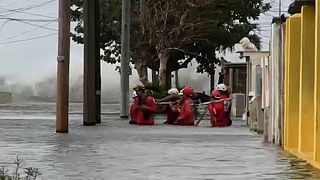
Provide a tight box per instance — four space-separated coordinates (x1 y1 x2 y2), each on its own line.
0 0 291 88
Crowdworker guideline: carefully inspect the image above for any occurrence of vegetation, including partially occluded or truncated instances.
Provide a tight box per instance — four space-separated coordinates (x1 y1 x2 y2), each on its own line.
0 157 41 180
71 0 270 87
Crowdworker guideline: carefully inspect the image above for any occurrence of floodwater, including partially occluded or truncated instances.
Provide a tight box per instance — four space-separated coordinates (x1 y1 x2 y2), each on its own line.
0 103 320 180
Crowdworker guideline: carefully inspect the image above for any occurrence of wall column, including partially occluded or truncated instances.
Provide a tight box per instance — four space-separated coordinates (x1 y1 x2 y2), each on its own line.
299 6 315 156
286 14 302 151
314 0 320 164
284 20 290 149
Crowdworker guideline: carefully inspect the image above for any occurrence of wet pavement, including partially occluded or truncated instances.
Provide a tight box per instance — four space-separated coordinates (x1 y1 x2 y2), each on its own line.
1 103 320 180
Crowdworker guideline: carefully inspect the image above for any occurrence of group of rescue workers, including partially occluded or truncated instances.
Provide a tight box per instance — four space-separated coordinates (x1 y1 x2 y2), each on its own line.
129 83 232 127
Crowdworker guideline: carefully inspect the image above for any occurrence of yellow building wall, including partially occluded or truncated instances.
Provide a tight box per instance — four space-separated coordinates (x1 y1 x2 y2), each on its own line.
314 0 320 164
284 20 290 149
298 6 315 156
286 14 302 152
284 2 320 169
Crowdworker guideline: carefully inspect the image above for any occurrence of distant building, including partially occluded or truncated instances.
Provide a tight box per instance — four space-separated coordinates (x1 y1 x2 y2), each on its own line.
221 58 247 94
220 58 247 117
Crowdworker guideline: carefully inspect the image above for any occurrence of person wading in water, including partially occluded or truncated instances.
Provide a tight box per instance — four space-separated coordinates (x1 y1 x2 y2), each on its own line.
130 84 157 125
177 86 195 126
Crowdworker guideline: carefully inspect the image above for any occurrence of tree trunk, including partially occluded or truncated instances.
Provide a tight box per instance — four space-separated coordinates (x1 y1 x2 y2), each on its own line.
135 60 149 85
210 72 215 93
159 50 170 87
144 65 148 83
174 70 179 88
152 70 159 85
166 71 172 88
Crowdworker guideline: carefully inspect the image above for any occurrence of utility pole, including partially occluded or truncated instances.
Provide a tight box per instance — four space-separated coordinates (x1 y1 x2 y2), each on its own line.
210 73 215 93
83 0 97 125
120 0 131 118
95 0 101 124
279 0 282 17
56 0 71 133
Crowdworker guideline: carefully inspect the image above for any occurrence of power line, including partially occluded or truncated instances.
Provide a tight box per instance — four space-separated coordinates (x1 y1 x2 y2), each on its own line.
7 0 56 12
3 22 53 41
0 0 57 16
253 29 270 32
0 33 57 44
0 0 41 9
0 7 57 19
254 31 270 38
0 17 57 22
15 20 58 31
0 16 58 31
0 19 10 34
268 10 287 13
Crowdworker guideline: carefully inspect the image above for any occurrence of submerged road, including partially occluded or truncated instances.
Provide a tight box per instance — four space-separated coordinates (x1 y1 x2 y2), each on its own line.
0 103 320 180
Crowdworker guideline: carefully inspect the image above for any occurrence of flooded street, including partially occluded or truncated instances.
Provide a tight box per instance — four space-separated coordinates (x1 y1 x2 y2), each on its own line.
1 103 320 179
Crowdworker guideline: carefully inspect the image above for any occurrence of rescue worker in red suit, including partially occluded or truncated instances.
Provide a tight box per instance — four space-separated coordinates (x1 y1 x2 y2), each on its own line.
216 84 232 126
163 88 181 125
208 90 228 127
177 87 194 126
130 85 157 125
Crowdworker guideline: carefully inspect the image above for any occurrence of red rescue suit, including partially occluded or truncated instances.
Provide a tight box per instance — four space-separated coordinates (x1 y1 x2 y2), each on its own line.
208 102 228 127
136 96 157 125
178 98 194 125
129 97 138 124
164 101 180 124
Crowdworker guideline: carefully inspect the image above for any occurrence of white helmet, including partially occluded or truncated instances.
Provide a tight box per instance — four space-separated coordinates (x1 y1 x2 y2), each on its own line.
132 91 137 98
216 84 227 91
168 88 179 95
